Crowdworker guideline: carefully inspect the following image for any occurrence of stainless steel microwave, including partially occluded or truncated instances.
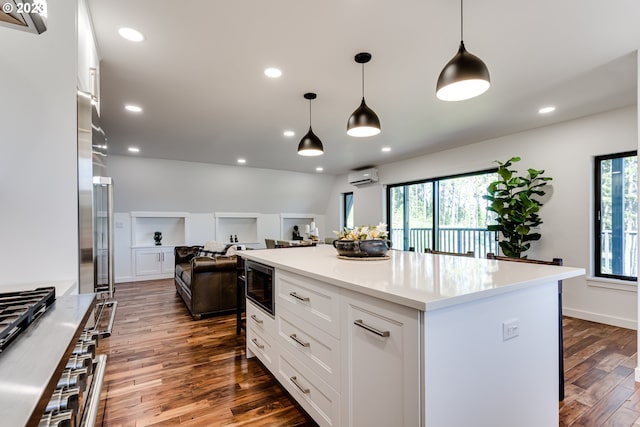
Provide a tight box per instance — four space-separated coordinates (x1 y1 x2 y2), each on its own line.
245 260 274 316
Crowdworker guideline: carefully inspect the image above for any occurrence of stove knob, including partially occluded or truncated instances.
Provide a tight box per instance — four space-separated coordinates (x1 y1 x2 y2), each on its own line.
65 354 93 375
72 340 96 358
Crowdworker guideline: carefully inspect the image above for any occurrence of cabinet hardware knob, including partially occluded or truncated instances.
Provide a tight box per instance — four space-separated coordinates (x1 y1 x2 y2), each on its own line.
250 314 263 324
289 292 310 302
251 338 264 349
290 376 310 394
289 333 310 347
354 319 390 337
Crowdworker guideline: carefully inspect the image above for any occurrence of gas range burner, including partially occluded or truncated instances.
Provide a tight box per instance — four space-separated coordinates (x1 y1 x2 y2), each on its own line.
0 287 56 352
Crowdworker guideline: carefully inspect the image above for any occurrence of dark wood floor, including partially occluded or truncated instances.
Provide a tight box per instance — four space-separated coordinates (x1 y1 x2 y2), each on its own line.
97 279 639 426
96 279 315 426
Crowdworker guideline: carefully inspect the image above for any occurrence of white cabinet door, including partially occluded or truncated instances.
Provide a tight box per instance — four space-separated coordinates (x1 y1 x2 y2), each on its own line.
134 249 162 276
161 248 174 273
341 292 421 427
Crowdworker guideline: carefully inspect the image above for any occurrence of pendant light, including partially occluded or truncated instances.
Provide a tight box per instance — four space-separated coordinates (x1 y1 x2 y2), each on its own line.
347 52 381 137
297 93 324 156
436 0 490 101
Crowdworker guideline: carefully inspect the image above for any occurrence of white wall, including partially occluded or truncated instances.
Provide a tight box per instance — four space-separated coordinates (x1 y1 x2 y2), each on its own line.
108 156 334 213
0 2 78 288
107 155 333 281
325 106 638 328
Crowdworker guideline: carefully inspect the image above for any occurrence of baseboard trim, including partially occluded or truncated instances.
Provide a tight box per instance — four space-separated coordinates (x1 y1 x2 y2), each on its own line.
563 307 637 330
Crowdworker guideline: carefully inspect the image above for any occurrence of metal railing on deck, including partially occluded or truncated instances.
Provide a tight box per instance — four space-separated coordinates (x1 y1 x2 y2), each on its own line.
391 227 499 256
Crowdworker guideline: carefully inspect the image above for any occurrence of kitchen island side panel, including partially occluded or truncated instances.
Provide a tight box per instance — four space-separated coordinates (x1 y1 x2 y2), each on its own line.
423 280 558 427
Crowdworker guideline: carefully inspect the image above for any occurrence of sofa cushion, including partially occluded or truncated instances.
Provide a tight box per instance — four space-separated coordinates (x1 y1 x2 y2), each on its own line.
175 262 191 282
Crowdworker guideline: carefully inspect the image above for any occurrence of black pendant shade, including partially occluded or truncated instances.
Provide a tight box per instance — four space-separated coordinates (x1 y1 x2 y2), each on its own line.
298 93 324 156
436 0 490 101
297 127 324 156
347 52 381 137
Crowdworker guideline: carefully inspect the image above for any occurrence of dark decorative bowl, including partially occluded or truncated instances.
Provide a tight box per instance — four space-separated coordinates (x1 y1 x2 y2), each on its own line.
333 239 391 258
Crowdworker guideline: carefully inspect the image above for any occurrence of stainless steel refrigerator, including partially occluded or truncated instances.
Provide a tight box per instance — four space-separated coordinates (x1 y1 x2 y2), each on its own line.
77 91 117 336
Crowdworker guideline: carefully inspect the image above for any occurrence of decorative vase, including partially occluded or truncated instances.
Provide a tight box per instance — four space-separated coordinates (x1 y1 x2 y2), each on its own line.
333 239 391 258
153 231 162 246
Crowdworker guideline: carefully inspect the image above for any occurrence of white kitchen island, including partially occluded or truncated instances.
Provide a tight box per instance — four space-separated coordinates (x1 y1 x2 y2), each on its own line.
241 245 585 427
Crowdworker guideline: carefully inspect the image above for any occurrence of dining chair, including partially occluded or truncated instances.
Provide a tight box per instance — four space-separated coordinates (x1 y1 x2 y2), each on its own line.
425 248 475 257
276 240 290 247
265 239 276 249
486 252 565 401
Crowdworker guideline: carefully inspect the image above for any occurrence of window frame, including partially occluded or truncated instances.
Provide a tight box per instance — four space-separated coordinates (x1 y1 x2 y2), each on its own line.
386 168 497 252
593 150 638 282
342 192 354 230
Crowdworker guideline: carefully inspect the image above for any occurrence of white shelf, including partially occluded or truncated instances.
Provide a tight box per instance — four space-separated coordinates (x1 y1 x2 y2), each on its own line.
280 213 317 241
215 212 259 243
130 212 189 247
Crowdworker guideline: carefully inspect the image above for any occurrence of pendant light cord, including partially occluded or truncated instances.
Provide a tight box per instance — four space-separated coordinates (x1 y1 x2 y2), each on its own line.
309 99 312 128
361 63 365 98
460 0 464 41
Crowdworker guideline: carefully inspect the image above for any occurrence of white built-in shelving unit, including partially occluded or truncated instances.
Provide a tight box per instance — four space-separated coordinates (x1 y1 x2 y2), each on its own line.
130 212 189 281
214 212 259 245
280 213 318 240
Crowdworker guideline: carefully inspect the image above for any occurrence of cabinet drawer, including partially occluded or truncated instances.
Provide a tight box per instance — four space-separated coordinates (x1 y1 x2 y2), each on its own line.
246 299 276 337
277 350 340 427
276 270 340 337
277 307 340 389
246 326 275 369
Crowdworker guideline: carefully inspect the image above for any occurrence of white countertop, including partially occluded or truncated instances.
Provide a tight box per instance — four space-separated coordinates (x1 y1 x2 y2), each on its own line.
241 245 585 311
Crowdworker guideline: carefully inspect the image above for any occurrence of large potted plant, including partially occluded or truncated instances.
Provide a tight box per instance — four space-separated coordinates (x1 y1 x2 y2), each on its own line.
483 157 552 258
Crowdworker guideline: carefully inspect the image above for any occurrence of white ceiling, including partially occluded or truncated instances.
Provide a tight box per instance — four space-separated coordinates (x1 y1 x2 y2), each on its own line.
86 0 640 175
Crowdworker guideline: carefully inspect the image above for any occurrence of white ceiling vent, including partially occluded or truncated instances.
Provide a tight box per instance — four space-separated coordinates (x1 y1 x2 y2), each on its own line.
348 168 378 186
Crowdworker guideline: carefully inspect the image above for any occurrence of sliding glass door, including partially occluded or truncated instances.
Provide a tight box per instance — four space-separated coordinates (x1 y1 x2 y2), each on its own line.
388 170 498 255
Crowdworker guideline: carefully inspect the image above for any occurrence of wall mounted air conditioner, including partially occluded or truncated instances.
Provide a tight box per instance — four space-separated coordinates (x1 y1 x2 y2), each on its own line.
348 168 378 186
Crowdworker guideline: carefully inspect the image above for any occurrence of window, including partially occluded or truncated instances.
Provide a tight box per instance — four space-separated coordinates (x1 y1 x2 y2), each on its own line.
387 170 498 255
594 151 637 281
343 192 354 230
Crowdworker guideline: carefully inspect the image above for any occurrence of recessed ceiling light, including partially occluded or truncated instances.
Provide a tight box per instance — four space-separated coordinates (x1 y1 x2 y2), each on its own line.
264 68 282 78
316 167 324 172
283 130 295 137
128 147 140 153
118 27 145 42
125 104 142 113
381 147 391 152
237 158 247 164
538 106 556 114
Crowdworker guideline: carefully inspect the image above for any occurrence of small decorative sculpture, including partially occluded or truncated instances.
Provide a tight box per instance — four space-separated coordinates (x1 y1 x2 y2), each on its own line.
292 225 303 240
230 234 234 243
153 231 162 246
234 234 238 243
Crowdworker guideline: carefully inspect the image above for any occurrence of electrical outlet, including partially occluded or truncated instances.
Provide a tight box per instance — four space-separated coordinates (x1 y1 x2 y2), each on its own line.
502 319 519 341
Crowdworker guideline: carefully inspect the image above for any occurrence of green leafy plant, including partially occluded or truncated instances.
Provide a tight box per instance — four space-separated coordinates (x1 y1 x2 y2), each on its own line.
483 157 552 258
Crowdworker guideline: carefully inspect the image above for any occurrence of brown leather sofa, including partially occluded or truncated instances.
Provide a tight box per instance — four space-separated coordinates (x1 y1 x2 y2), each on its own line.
174 246 238 319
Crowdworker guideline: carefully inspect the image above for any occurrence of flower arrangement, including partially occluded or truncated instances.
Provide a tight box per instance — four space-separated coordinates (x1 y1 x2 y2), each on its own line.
334 223 388 240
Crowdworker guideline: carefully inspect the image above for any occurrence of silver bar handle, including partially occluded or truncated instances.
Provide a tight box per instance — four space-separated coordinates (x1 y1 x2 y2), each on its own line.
250 314 263 324
289 333 310 347
290 376 310 394
251 338 264 349
80 354 107 427
289 292 310 302
354 319 390 337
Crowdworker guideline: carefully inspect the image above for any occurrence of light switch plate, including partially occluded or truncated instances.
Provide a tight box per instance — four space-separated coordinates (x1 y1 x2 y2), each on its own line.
503 319 519 341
